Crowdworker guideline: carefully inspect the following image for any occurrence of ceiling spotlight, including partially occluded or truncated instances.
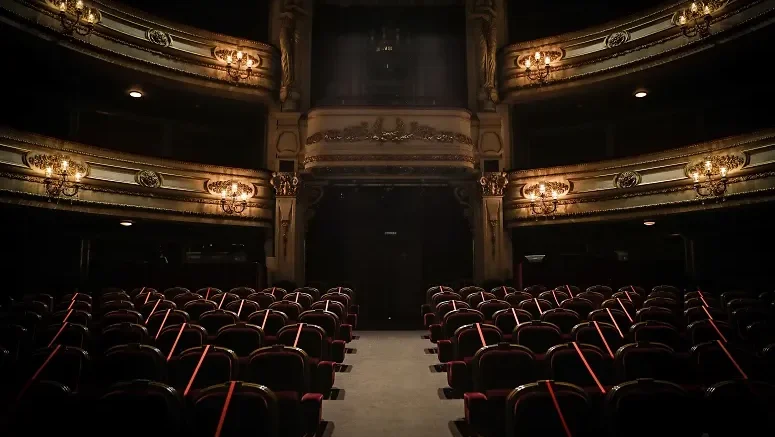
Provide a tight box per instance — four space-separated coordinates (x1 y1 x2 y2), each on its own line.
128 90 143 98
643 220 656 226
634 89 648 98
119 220 134 227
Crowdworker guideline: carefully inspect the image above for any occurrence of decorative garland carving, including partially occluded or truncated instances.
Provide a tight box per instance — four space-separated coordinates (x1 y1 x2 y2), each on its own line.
305 117 474 146
685 154 745 177
523 181 570 198
515 49 564 69
604 30 630 48
213 48 261 68
614 170 641 189
146 29 171 47
302 154 477 166
206 180 254 197
271 172 299 197
135 169 161 188
480 172 509 196
26 153 88 177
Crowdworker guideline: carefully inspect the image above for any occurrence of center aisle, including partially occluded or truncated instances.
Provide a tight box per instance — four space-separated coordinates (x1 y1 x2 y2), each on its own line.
324 331 461 437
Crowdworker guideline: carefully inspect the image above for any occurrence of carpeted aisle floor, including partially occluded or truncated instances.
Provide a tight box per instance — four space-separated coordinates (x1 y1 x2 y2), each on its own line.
323 330 462 437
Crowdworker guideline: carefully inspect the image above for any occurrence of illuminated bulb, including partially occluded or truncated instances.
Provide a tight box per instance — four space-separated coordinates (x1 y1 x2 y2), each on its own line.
539 184 546 194
692 172 700 182
76 0 83 10
221 190 227 199
551 191 558 200
703 5 710 14
544 55 551 65
524 58 532 69
529 193 536 201
59 2 66 11
226 54 233 64
246 59 253 68
61 160 69 170
690 2 698 13
705 160 712 171
679 15 687 24
75 172 82 182
241 192 248 201
236 51 243 60
720 167 727 177
231 183 238 194
87 13 95 23
46 166 53 177
534 51 541 60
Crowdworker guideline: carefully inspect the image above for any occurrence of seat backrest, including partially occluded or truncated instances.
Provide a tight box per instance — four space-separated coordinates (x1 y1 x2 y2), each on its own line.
100 299 134 315
560 298 595 319
730 307 770 336
172 292 203 307
471 343 536 392
189 382 278 437
518 298 554 319
224 299 261 320
571 321 623 357
492 308 533 335
262 287 287 301
466 291 497 308
97 380 183 436
146 309 190 337
435 300 469 320
156 323 208 358
602 298 636 320
524 285 547 296
230 286 257 298
442 309 485 338
514 321 563 354
319 292 351 309
247 345 311 395
704 380 775 436
506 381 591 437
687 319 733 345
215 322 264 357
491 285 516 299
138 299 177 319
10 380 73 435
198 310 240 335
630 320 682 350
614 341 676 380
605 379 695 437
246 310 289 337
652 284 681 295
283 292 314 310
100 322 149 352
22 346 90 392
426 286 452 303
102 309 143 327
211 292 241 308
539 290 570 307
431 291 462 307
277 323 326 360
540 308 581 334
49 309 91 327
576 291 604 307
37 322 90 349
61 292 93 304
612 291 644 309
642 297 680 313
618 285 645 296
634 306 676 326
183 299 218 320
268 301 303 321
505 291 534 307
720 291 751 309
102 343 166 385
299 310 340 338
546 343 609 387
586 285 613 298
133 291 165 307
453 323 502 360
690 340 753 385
162 287 190 299
246 292 276 309
169 345 238 393
477 299 510 320
646 290 679 301
684 305 724 323
195 288 223 300
589 308 632 332
101 290 130 304
129 287 158 298
458 286 485 300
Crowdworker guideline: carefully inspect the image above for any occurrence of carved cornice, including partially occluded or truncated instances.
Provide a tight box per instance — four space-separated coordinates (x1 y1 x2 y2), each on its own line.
2 0 279 103
500 0 773 101
271 172 300 197
302 154 477 166
305 117 474 146
479 172 509 196
504 130 775 225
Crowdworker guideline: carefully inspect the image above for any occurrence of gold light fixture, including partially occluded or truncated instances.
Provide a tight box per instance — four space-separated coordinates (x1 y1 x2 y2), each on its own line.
214 49 257 82
524 51 552 82
528 183 559 216
56 0 99 36
677 1 718 38
44 158 82 198
220 182 250 215
691 158 728 199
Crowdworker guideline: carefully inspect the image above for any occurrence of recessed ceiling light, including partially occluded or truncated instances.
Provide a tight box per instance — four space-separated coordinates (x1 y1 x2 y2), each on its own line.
119 220 134 227
634 89 648 98
128 90 143 98
643 220 656 226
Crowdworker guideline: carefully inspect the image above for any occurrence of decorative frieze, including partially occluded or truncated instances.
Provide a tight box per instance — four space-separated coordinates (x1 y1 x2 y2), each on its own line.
305 117 474 146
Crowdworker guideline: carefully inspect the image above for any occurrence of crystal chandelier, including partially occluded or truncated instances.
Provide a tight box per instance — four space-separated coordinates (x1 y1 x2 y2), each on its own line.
56 0 99 36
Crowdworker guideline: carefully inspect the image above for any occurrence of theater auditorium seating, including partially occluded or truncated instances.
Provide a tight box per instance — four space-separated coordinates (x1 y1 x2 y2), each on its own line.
0 284 358 437
424 284 775 437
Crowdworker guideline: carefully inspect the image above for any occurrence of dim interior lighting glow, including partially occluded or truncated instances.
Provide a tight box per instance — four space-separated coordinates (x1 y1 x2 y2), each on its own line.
119 220 133 227
643 220 656 226
128 90 143 98
634 89 648 98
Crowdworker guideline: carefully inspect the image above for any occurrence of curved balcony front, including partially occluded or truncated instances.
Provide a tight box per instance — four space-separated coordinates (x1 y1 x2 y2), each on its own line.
1 0 279 104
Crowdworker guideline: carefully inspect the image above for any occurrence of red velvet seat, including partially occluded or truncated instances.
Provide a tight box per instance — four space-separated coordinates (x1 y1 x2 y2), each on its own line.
188 381 280 437
604 379 697 437
505 381 592 437
146 309 190 338
630 320 682 351
198 310 239 338
162 287 190 299
102 309 143 327
477 299 510 321
99 300 135 315
224 299 261 321
571 321 623 357
293 287 320 301
133 291 165 307
519 298 554 319
19 345 90 393
466 291 497 309
138 299 176 319
687 319 733 345
614 341 676 381
100 322 149 352
36 322 90 350
195 287 223 301
589 308 632 333
539 290 569 307
215 322 264 357
101 343 166 385
561 297 596 320
172 292 203 307
458 286 485 300
612 291 644 309
577 291 605 308
247 309 289 344
229 286 256 298
540 308 581 335
690 340 753 386
684 305 725 323
100 291 130 304
492 308 532 341
504 291 533 307
9 380 75 436
97 380 183 437
430 308 484 343
48 309 91 327
490 285 516 299
513 320 562 354
156 323 207 358
247 292 277 309
634 306 677 327
262 287 288 301
586 285 613 298
210 292 241 308
270 301 304 321
54 300 92 313
546 342 611 387
277 324 338 390
284 292 314 310
169 345 238 394
184 299 218 320
704 379 775 436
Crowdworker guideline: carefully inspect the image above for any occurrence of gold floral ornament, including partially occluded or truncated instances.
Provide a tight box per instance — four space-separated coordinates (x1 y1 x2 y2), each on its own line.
479 172 508 196
685 154 745 178
213 48 260 81
135 170 161 188
271 172 300 197
614 170 641 189
305 117 473 146
523 181 569 199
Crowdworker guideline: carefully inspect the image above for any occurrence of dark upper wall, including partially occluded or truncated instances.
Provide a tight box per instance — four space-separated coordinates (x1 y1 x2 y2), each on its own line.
510 27 775 169
2 25 266 170
117 0 270 42
310 5 467 107
507 0 667 43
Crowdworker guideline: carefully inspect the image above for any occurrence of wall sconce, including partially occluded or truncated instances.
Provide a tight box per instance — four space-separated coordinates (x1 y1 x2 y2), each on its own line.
214 48 258 81
517 50 563 83
524 181 570 217
55 0 99 36
206 180 253 215
45 158 83 198
691 159 728 199
677 1 720 38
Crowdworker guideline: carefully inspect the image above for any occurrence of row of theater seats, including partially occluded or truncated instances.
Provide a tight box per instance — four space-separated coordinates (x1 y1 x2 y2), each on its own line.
0 285 357 437
422 284 775 437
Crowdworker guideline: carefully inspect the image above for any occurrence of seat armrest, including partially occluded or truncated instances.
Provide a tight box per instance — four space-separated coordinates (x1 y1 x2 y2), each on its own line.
314 361 336 394
447 360 471 392
429 324 443 343
346 313 358 329
330 339 346 363
423 313 436 328
464 392 490 430
301 393 324 435
338 324 353 342
437 339 454 363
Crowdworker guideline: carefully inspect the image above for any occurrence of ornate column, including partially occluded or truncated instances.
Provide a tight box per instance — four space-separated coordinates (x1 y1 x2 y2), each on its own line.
466 0 506 112
476 172 512 282
270 172 305 284
270 0 313 112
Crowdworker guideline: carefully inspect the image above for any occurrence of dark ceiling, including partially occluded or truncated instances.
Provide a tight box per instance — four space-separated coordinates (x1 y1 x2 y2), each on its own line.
116 0 270 41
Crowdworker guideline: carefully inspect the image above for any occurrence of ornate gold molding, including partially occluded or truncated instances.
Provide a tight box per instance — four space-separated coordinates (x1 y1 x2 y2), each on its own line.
515 49 564 69
523 181 570 198
305 117 474 146
684 153 746 177
206 180 255 197
135 169 161 188
480 172 509 196
302 154 477 166
614 170 641 188
26 152 88 177
271 172 300 197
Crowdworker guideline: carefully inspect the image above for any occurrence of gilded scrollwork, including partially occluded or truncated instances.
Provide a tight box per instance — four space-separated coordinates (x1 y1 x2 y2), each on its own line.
206 180 254 197
684 154 745 177
523 181 570 198
480 172 509 196
305 117 474 146
604 30 630 48
213 48 261 68
271 172 300 197
26 153 88 177
135 169 161 188
614 170 640 189
146 29 171 47
302 154 476 166
515 49 564 69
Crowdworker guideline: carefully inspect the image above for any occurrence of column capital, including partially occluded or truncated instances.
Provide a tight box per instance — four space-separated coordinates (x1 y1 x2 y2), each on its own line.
271 172 301 197
479 171 509 196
